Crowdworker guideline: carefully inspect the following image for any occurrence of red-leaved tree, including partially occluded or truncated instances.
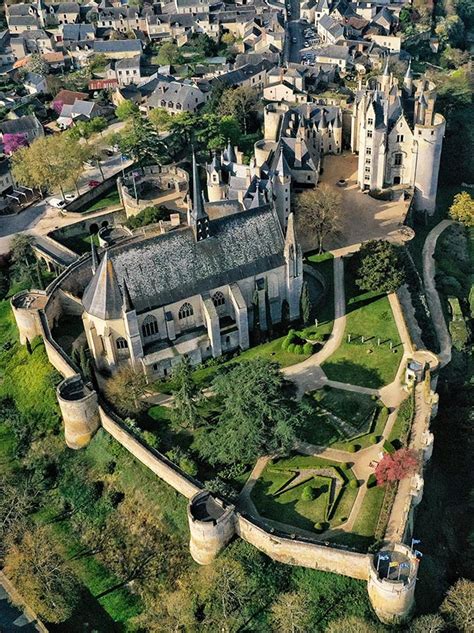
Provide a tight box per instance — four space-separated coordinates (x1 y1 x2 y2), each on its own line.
375 448 419 486
3 133 28 155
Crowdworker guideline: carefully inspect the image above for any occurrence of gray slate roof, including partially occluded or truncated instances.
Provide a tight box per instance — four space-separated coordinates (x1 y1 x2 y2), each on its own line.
83 206 285 316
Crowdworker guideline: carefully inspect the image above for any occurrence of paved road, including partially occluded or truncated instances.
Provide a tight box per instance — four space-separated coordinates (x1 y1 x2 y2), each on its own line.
0 154 130 255
284 0 305 63
422 219 453 367
0 584 41 632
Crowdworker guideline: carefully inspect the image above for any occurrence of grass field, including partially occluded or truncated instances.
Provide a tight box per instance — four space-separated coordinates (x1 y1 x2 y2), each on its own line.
251 455 359 534
322 257 402 388
55 232 99 255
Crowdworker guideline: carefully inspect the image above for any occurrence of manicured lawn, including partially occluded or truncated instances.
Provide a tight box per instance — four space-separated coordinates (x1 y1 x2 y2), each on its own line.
85 188 121 213
299 387 386 450
387 392 414 449
306 252 335 341
322 258 402 389
251 455 358 533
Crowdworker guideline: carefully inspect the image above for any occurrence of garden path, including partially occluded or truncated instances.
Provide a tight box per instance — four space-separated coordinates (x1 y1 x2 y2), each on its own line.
283 256 346 395
422 219 454 367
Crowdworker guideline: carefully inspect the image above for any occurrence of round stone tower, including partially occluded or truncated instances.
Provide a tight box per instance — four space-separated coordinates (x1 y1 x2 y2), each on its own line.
188 491 236 564
264 104 283 141
10 291 48 344
57 374 100 449
368 543 417 624
413 112 446 215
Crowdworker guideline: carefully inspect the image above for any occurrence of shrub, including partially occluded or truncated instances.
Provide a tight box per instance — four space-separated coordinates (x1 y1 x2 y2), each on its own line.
341 462 350 470
294 344 304 355
383 440 396 454
301 485 315 501
347 444 357 453
349 479 359 489
287 343 296 354
287 329 297 343
315 522 324 532
367 473 377 488
370 435 379 445
303 342 313 355
281 337 290 351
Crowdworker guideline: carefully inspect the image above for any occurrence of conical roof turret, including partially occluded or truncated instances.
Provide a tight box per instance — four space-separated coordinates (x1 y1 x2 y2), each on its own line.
82 251 123 320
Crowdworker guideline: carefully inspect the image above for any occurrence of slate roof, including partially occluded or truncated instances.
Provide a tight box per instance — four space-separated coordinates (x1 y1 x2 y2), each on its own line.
62 23 95 40
0 115 41 135
319 14 344 40
147 80 206 110
82 251 124 320
93 39 142 53
83 206 285 316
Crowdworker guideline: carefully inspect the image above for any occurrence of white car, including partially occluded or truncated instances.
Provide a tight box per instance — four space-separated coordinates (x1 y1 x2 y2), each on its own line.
49 194 75 209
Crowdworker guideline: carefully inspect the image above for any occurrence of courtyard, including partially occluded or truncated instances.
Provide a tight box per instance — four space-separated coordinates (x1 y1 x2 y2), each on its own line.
295 152 411 253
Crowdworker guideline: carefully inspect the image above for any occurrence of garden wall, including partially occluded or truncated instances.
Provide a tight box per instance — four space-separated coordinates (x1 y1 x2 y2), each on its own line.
236 514 371 580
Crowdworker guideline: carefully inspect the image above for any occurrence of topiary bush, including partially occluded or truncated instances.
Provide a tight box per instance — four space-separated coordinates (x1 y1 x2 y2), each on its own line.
367 473 377 488
349 479 359 489
347 444 358 453
287 329 298 343
301 485 315 501
370 435 379 445
287 343 296 354
281 337 290 351
315 522 324 532
294 344 304 355
303 342 313 355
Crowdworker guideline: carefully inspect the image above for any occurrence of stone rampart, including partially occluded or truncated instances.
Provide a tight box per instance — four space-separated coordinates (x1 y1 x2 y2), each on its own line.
100 407 202 499
236 514 371 580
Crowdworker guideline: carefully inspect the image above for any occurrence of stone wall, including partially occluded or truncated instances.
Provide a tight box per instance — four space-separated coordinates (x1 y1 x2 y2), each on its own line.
236 514 371 580
48 209 125 241
99 407 202 499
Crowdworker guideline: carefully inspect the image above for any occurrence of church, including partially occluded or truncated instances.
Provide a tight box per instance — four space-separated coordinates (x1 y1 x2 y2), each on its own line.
81 152 303 378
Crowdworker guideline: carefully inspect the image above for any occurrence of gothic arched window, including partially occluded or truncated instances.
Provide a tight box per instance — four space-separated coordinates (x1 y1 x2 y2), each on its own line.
142 315 159 338
178 303 194 319
116 337 128 350
212 291 225 307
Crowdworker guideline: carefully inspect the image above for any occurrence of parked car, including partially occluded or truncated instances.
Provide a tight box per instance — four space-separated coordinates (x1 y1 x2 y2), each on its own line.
88 180 100 188
48 197 67 209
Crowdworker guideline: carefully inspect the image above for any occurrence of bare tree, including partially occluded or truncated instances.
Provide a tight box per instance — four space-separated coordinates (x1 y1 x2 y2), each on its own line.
295 185 341 253
441 578 474 632
270 592 311 633
105 366 148 415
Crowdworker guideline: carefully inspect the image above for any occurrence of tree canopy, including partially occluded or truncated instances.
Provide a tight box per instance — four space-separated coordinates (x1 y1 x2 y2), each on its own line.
449 191 474 227
197 359 302 466
12 134 90 197
355 240 406 294
295 185 342 253
105 366 148 415
115 99 139 121
375 448 419 485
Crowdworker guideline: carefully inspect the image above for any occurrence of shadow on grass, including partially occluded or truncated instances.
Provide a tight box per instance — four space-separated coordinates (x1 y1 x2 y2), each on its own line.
47 586 125 633
322 360 384 389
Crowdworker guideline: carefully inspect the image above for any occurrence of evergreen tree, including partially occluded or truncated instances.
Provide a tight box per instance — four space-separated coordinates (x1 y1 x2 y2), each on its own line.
355 240 406 294
301 281 312 325
171 357 202 430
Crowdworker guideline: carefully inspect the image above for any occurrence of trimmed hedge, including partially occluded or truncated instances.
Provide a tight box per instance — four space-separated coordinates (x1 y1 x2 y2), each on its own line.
294 344 304 355
367 473 377 488
303 342 313 355
301 485 315 501
287 343 296 353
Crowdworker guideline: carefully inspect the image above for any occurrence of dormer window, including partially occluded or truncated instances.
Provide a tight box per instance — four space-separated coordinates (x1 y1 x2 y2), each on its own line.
368 117 373 126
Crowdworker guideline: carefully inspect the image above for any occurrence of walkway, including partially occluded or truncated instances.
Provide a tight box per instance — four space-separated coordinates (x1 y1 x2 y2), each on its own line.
422 219 453 367
283 256 346 396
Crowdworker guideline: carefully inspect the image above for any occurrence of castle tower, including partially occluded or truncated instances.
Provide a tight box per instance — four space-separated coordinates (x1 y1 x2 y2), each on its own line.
403 60 413 96
413 110 445 214
284 212 303 320
57 374 100 449
270 144 291 229
188 491 236 564
264 104 282 141
368 544 417 624
206 151 226 202
333 109 342 153
189 150 210 241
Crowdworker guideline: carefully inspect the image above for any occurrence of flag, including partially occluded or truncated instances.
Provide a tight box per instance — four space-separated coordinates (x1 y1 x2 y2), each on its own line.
378 554 390 561
412 538 421 545
400 562 410 569
389 561 399 568
414 550 423 558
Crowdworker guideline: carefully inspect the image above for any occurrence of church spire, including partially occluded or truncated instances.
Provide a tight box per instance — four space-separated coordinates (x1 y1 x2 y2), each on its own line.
190 149 210 241
383 55 390 76
403 59 413 95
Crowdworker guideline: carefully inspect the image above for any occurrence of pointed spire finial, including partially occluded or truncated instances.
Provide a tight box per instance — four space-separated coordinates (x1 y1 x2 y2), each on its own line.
383 55 390 76
405 59 412 78
191 147 206 220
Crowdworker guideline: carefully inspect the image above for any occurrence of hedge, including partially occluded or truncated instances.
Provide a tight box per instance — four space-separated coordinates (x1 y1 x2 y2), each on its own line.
303 342 313 355
367 473 377 488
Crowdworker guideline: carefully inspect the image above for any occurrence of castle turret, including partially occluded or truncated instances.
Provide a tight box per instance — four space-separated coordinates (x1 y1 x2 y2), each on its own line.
403 60 413 96
380 56 390 93
368 544 417 624
188 491 236 564
57 374 100 449
206 151 226 202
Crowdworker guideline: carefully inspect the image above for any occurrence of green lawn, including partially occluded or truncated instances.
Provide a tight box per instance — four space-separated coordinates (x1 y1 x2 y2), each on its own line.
331 405 389 452
322 258 402 389
306 253 335 341
313 387 378 430
251 455 359 533
85 188 121 213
